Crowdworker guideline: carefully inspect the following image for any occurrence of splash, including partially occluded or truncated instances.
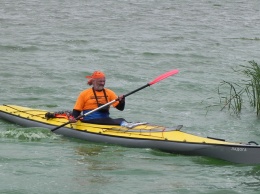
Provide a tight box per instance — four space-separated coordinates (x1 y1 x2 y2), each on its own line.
0 127 60 141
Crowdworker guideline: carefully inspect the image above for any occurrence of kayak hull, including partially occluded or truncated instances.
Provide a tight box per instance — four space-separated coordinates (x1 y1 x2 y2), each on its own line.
0 104 260 164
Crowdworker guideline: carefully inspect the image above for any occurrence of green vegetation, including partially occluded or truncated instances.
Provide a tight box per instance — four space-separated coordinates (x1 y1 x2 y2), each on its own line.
218 61 260 116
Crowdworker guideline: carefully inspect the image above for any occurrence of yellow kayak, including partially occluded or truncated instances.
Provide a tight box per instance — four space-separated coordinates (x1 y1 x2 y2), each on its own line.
1 104 260 164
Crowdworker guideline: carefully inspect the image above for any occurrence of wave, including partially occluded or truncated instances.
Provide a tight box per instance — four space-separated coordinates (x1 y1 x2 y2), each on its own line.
0 127 59 141
228 37 260 41
240 37 260 41
0 44 39 52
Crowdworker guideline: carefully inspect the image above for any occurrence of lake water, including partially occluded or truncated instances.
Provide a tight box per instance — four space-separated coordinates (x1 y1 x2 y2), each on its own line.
1 1 260 193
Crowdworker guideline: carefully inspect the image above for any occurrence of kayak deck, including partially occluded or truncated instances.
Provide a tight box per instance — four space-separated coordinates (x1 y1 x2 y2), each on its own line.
0 104 240 145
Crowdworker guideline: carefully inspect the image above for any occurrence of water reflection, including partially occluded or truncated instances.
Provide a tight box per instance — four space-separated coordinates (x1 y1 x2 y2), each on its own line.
71 144 127 188
74 144 125 171
76 144 105 156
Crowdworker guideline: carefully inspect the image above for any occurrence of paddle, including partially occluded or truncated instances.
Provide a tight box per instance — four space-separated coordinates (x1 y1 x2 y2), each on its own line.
51 69 179 132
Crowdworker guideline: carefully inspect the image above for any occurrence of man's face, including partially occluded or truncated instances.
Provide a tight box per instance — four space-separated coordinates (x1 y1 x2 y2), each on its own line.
93 78 106 91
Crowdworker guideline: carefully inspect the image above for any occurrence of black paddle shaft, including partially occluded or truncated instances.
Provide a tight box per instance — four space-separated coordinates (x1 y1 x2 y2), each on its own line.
123 83 150 98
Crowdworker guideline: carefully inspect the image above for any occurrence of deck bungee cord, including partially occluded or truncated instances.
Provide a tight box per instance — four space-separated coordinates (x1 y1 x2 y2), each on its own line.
3 104 47 118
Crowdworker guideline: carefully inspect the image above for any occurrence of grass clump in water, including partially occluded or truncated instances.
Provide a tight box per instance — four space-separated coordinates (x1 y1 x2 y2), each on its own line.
218 61 260 116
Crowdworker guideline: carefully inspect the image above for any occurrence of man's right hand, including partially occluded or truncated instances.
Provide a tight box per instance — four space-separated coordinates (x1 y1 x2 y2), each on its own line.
69 116 77 123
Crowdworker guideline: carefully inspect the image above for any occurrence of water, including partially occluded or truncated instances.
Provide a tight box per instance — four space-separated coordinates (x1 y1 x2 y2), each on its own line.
1 0 260 193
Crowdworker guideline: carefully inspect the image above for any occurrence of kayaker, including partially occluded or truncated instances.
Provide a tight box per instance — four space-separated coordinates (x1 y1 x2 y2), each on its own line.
69 70 127 125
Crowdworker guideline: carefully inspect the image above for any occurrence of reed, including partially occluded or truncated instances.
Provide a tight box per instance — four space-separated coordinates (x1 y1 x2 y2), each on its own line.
218 61 260 116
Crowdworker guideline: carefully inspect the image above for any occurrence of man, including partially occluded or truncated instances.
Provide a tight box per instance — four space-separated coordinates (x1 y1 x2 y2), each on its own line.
70 71 126 125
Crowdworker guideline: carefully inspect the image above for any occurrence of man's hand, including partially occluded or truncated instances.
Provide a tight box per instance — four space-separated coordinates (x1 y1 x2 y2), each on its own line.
69 116 77 123
118 95 125 102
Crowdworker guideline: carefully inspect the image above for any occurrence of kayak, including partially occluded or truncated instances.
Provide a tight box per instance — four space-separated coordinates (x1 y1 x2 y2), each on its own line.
0 104 260 165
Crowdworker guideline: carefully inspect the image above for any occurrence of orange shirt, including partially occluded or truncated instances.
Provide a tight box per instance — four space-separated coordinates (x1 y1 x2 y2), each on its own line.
73 88 119 111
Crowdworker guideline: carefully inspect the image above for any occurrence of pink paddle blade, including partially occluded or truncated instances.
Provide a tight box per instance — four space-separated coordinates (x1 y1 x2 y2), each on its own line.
149 69 179 85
